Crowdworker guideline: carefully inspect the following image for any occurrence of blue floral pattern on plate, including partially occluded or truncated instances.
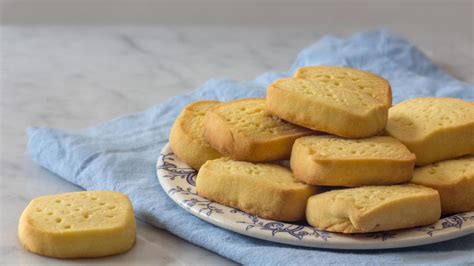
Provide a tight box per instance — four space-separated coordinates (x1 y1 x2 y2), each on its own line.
157 144 474 249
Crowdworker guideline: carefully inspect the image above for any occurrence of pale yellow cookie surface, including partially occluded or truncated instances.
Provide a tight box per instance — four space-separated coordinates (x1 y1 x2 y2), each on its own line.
267 66 390 138
295 66 392 108
386 97 474 166
18 191 136 258
291 135 415 187
170 100 222 169
196 158 317 221
306 184 441 233
204 98 314 161
412 155 474 214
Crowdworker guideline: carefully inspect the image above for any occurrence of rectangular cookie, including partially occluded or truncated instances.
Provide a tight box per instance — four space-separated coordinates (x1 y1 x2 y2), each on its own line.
18 191 136 258
306 184 441 233
386 97 474 166
291 135 415 187
412 155 474 214
267 66 390 138
196 157 317 221
204 98 314 162
170 100 222 170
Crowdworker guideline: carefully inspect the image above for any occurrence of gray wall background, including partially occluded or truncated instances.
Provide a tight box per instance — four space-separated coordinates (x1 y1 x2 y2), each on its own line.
2 0 473 28
3 0 471 81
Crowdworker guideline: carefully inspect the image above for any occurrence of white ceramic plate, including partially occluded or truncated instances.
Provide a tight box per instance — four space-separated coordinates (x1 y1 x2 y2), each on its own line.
156 143 474 249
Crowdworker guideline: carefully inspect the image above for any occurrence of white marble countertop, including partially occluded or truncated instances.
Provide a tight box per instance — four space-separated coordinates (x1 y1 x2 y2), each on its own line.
1 24 473 265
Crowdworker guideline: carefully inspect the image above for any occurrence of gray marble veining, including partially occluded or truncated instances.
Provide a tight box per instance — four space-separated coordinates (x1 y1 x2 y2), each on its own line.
1 25 473 265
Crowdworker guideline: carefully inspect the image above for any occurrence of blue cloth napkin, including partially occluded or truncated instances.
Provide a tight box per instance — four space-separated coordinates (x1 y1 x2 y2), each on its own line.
28 30 474 265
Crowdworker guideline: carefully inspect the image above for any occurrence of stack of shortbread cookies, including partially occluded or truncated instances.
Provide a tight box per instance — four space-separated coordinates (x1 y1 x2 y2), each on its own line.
170 66 474 233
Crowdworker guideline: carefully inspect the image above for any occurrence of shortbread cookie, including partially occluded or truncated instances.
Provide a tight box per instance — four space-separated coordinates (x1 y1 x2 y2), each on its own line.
196 158 317 221
291 135 416 187
267 66 390 138
295 66 392 108
412 155 474 215
19 191 136 258
204 98 314 161
170 100 222 169
306 184 441 233
386 97 474 166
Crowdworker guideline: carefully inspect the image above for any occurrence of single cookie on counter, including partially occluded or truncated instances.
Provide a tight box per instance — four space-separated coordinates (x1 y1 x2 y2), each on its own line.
196 157 318 221
18 191 136 258
267 66 390 138
386 97 474 166
411 155 474 215
170 100 223 170
204 98 315 162
306 184 441 233
291 135 416 187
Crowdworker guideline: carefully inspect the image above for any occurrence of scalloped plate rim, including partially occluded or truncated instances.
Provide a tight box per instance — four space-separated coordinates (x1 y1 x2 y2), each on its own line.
156 143 474 250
